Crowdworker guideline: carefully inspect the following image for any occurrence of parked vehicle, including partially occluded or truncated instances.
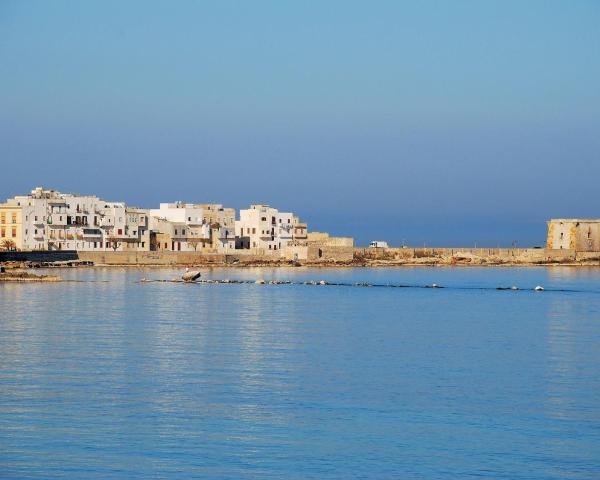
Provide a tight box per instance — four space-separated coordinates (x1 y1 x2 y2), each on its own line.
369 241 389 248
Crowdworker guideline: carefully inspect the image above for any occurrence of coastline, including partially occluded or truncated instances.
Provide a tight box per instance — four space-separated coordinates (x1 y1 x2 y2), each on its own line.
2 247 600 271
3 259 600 270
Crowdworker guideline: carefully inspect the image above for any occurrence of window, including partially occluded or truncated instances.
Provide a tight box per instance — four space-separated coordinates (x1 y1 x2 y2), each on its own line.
118 229 123 235
35 216 38 221
253 228 256 234
0 213 4 223
175 229 178 235
261 217 266 221
0 228 5 237
141 242 145 248
12 227 16 237
188 217 191 221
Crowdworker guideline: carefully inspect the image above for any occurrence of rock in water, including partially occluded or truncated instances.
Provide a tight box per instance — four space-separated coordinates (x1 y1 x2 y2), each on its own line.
182 270 201 282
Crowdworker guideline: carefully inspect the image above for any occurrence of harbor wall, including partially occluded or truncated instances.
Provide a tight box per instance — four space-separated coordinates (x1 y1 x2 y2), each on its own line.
354 247 579 263
3 248 599 266
77 251 295 265
77 251 227 265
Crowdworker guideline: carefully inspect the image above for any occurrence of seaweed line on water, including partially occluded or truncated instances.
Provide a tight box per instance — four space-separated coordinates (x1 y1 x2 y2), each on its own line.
136 278 596 294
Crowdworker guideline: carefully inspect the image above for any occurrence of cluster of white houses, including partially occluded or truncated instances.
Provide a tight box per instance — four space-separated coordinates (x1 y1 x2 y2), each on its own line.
0 187 341 255
4 188 598 255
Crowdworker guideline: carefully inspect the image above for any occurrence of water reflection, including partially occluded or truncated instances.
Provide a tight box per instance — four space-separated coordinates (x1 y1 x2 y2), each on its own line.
1 267 600 479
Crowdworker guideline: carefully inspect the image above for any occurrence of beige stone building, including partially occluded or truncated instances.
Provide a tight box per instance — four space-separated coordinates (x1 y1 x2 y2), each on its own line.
149 202 235 252
0 204 24 250
547 219 600 251
285 231 354 262
193 204 236 251
149 217 213 252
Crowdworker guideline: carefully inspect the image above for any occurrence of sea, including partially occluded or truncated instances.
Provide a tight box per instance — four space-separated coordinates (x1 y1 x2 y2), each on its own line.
1 266 599 479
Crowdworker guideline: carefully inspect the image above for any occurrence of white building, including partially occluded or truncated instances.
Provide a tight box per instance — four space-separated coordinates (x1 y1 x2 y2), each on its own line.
235 204 307 255
149 203 211 251
149 202 236 252
4 187 150 251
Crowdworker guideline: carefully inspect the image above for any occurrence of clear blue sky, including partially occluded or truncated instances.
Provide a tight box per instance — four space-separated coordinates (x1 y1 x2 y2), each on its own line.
1 1 599 246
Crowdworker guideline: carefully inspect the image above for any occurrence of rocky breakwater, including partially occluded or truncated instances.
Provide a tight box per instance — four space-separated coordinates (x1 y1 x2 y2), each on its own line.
0 266 61 282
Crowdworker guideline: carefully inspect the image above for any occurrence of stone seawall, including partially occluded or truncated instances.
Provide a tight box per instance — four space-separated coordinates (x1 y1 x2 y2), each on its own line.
4 247 599 267
78 251 227 265
353 247 589 265
78 251 297 266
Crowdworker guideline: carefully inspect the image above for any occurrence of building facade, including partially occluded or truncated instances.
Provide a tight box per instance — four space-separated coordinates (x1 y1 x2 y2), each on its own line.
149 203 212 252
0 187 354 257
0 204 24 250
193 204 236 252
547 219 600 252
235 204 308 255
2 187 149 251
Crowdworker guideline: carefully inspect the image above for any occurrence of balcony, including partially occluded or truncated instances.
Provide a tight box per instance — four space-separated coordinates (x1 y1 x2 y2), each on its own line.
47 215 67 226
83 228 102 237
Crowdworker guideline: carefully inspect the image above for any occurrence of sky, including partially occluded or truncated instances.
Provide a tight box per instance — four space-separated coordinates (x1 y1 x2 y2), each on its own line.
1 1 599 246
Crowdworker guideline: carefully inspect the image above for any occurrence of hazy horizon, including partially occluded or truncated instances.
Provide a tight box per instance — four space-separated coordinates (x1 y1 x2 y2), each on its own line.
1 1 598 247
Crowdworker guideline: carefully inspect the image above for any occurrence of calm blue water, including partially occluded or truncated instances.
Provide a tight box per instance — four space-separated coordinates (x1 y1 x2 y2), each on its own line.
1 266 600 479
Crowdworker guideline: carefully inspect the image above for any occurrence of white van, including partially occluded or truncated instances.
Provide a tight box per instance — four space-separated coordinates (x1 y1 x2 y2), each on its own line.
369 241 389 248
